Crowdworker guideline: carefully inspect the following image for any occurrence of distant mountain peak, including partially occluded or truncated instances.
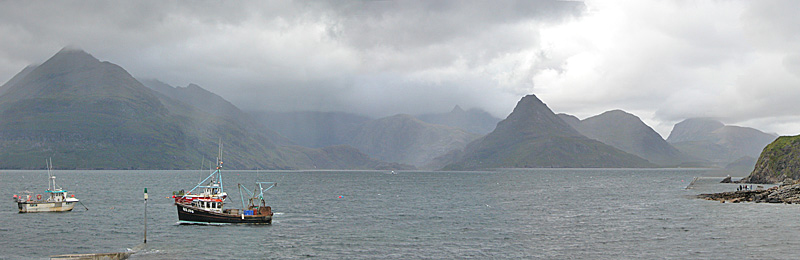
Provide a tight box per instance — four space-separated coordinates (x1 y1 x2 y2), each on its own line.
667 117 777 165
48 47 99 64
518 94 545 108
584 109 645 127
667 117 726 143
60 45 84 52
574 109 695 166
675 118 725 131
450 105 465 114
11 48 106 86
0 48 159 105
499 94 580 137
681 117 724 125
186 83 203 90
601 109 633 117
593 110 648 124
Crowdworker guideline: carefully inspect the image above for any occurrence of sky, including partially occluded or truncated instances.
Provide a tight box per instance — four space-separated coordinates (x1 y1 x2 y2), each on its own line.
0 0 799 137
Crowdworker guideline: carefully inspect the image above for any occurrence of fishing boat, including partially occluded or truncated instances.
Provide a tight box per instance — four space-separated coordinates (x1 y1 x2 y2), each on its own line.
14 159 80 213
174 143 276 225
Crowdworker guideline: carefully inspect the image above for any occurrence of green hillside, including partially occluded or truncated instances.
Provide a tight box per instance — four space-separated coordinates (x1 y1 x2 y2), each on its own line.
0 49 197 169
741 135 800 183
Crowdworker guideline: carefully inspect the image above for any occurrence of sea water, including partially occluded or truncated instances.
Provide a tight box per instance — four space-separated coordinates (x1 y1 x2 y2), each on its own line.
1 169 799 259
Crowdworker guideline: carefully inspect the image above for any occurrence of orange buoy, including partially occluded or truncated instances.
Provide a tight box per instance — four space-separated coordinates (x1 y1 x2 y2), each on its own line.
36 194 42 200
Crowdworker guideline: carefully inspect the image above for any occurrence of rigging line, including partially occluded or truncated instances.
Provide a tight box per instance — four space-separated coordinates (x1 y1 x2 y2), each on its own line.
78 200 89 210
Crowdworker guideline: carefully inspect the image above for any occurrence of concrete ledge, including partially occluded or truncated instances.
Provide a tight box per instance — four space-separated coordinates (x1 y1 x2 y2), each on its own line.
50 252 133 260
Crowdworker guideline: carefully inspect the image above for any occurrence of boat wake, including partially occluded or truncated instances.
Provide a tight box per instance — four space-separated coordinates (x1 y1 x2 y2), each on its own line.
126 245 162 257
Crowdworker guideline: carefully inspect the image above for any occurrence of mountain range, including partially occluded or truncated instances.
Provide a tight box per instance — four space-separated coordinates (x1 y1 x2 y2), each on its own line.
666 118 777 167
439 95 654 170
0 48 783 171
250 111 481 167
0 48 406 170
416 105 500 135
344 114 479 166
249 111 369 149
559 110 698 166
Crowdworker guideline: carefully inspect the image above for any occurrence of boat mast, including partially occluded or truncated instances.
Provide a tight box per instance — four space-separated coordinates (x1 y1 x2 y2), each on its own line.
217 140 224 194
178 140 226 199
47 158 55 192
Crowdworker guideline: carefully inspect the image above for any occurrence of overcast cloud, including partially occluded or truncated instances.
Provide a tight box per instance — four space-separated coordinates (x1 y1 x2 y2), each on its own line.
0 0 799 137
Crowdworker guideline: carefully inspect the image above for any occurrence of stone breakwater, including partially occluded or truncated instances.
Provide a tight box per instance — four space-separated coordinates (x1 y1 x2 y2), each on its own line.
698 181 800 203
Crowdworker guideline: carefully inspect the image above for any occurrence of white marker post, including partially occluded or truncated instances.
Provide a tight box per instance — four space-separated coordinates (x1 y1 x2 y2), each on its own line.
144 187 148 243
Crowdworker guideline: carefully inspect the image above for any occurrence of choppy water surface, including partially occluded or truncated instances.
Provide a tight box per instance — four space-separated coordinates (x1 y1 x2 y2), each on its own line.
1 169 799 259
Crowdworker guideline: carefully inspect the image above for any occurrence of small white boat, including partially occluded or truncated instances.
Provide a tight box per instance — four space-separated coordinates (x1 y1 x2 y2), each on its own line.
14 159 80 213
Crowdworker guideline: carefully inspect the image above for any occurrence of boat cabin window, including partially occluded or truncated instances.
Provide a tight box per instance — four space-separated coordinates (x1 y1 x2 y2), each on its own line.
194 201 221 209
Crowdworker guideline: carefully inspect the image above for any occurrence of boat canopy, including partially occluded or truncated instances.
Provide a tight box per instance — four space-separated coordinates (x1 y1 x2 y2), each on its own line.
45 190 67 193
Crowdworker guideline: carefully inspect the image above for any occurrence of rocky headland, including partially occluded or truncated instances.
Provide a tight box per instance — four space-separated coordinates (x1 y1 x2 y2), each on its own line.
739 135 800 184
698 180 800 203
699 135 800 203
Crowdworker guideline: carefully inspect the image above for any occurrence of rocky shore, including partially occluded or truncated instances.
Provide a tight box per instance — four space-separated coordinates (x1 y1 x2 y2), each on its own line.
698 180 800 203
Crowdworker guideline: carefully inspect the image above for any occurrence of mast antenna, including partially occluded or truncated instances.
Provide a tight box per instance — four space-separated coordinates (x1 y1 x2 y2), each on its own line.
47 157 56 191
217 139 224 193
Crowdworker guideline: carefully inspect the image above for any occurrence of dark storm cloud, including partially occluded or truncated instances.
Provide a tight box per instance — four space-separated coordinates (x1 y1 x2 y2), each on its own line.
4 1 800 136
322 1 581 50
0 0 584 119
